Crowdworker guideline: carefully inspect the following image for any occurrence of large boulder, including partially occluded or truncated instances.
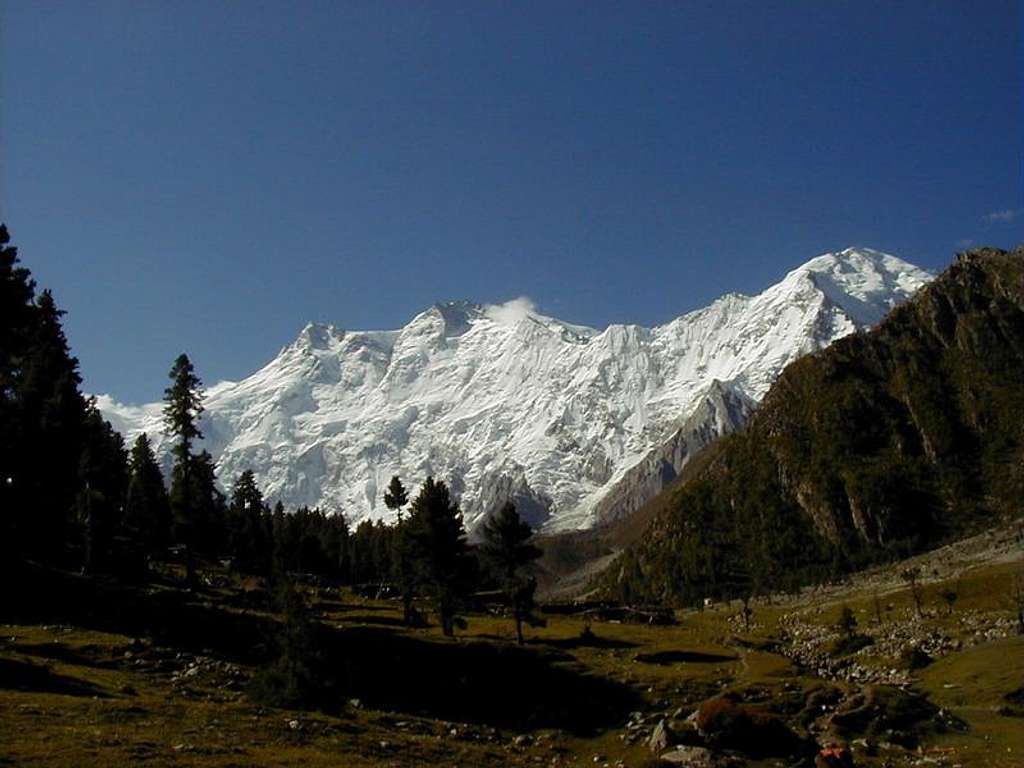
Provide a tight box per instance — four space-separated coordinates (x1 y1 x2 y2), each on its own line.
649 718 673 752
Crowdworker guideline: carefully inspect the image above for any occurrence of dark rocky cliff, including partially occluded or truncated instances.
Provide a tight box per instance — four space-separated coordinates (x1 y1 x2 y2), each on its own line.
591 380 755 527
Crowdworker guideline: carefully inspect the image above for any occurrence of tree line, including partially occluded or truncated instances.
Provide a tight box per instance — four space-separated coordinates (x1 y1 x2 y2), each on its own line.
0 224 543 642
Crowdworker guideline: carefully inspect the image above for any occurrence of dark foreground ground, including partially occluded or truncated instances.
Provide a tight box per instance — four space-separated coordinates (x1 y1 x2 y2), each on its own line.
1 525 1022 767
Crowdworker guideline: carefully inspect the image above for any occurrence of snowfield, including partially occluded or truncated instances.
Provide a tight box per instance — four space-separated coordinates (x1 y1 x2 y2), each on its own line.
97 248 931 532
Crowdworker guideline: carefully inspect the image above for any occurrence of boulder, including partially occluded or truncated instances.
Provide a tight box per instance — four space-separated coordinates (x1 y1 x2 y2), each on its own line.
649 719 673 752
660 745 720 766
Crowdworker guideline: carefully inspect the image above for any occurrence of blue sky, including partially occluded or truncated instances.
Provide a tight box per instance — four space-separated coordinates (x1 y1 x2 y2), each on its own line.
1 1 1021 403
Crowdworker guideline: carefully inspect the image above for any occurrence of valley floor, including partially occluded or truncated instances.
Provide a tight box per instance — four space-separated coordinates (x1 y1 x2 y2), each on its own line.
1 526 1022 768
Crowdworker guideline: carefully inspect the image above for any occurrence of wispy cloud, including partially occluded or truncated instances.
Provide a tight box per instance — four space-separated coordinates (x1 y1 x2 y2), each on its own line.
485 296 537 325
982 208 1023 225
956 238 974 249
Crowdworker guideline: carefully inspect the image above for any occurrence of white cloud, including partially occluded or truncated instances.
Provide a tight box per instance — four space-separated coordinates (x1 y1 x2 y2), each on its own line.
982 208 1023 225
956 238 974 248
484 296 537 325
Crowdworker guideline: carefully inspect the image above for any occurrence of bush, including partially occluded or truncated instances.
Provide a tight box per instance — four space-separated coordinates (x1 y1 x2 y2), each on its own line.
830 686 956 747
248 581 333 709
695 695 809 757
898 646 934 671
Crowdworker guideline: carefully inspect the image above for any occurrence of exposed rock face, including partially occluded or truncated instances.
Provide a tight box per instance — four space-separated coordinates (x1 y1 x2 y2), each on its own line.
757 246 1024 546
591 380 755 527
97 247 929 533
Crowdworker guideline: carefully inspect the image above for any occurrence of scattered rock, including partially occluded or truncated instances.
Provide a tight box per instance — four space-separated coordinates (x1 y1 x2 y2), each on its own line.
660 745 720 766
828 685 963 747
649 719 672 752
815 743 854 768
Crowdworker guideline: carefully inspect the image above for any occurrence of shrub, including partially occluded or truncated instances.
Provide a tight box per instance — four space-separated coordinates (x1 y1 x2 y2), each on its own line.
695 695 808 757
248 581 333 709
898 646 934 671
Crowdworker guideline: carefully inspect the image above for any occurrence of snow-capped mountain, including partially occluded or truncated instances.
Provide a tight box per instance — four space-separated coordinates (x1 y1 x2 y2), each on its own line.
97 247 931 533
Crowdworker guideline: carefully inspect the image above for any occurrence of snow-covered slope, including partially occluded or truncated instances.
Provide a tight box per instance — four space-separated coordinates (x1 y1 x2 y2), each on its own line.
97 247 931 533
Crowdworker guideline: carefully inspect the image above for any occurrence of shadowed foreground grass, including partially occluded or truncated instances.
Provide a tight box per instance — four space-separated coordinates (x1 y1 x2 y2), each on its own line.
1 541 1022 767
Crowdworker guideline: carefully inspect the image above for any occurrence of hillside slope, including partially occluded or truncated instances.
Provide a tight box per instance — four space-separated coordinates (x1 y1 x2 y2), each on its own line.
603 246 1024 605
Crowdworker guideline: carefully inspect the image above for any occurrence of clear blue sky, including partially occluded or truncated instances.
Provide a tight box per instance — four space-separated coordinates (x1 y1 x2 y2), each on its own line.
1 1 1021 403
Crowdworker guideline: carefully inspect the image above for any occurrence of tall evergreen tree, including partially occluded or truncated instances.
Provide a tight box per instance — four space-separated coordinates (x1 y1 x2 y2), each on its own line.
383 475 408 513
228 469 270 574
0 226 128 571
406 477 475 637
270 500 290 578
123 433 171 558
480 502 544 644
0 225 38 557
0 223 35 367
384 475 417 624
330 511 350 581
163 354 204 584
190 449 227 555
76 402 129 573
18 290 88 558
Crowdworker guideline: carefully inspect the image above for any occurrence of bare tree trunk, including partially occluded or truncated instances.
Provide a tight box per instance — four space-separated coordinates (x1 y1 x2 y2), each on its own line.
185 544 196 588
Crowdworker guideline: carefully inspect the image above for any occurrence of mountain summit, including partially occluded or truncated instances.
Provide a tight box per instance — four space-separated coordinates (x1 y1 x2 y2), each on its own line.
97 248 931 532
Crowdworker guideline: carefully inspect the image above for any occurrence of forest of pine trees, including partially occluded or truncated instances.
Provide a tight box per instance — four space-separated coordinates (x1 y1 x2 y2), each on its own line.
0 224 544 640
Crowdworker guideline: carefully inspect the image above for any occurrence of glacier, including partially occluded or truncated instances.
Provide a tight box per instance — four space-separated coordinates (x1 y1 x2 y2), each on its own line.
96 247 932 533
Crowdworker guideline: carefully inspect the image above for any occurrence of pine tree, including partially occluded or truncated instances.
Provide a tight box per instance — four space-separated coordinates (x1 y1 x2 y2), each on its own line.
249 579 328 709
0 228 31 557
163 354 204 584
384 475 417 624
0 223 35 365
190 449 227 556
383 475 408 513
480 502 543 644
76 403 129 573
837 605 857 639
325 510 350 582
270 500 290 577
0 226 127 572
18 290 88 559
123 433 171 559
406 477 475 637
228 469 270 574
0 225 37 557
901 567 924 618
